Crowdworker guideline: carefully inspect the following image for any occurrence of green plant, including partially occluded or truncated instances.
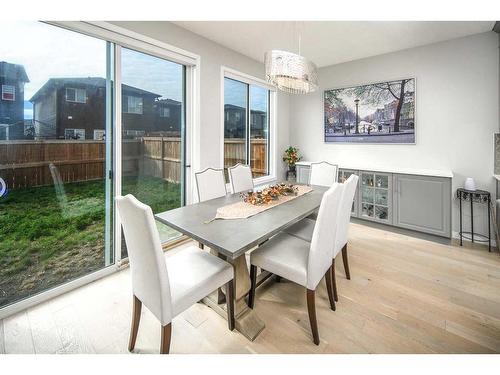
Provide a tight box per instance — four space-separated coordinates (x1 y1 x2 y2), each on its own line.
282 146 302 167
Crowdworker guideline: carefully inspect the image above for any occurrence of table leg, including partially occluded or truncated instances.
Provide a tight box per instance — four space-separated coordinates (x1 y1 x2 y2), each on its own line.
202 252 265 341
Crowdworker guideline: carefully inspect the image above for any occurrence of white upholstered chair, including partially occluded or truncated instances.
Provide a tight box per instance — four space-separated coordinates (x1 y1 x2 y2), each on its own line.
283 174 359 302
195 167 227 203
248 183 344 345
309 161 339 187
228 163 254 193
116 194 235 354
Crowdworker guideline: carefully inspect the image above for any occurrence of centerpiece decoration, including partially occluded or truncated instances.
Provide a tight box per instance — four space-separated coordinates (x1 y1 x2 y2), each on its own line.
240 183 298 206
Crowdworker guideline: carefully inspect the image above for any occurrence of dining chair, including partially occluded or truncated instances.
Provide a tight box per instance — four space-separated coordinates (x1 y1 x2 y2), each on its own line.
283 174 359 301
195 167 227 203
247 183 344 345
228 163 254 193
116 194 235 354
309 161 339 187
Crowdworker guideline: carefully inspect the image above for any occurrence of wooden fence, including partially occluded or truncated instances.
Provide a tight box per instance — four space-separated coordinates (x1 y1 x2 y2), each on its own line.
0 138 268 190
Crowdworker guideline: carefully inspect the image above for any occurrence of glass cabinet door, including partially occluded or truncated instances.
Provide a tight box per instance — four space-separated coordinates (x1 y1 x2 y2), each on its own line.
359 171 391 223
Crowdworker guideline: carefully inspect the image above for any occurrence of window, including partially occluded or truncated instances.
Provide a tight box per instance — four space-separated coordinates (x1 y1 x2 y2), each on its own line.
65 87 86 103
123 95 143 114
2 85 15 101
94 129 105 140
160 107 170 117
223 75 272 181
64 128 85 139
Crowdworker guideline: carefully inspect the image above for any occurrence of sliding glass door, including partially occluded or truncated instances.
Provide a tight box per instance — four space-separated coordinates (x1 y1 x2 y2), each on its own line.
0 22 114 309
119 47 185 258
0 22 192 312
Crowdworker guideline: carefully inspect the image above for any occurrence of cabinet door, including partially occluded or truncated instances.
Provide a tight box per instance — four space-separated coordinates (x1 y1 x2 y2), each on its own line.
339 169 359 217
393 174 451 237
359 171 392 224
296 165 311 185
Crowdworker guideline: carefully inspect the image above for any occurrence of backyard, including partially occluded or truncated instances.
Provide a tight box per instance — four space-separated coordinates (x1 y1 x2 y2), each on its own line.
0 176 181 308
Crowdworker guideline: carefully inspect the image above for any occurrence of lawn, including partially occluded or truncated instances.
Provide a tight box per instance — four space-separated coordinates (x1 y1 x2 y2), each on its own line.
0 176 181 308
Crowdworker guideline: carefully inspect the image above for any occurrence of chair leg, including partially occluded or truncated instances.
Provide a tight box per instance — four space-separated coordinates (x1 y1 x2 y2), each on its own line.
306 289 320 345
128 295 142 352
342 244 351 280
332 258 338 302
160 323 172 354
198 242 204 249
248 264 257 309
324 268 336 311
226 280 235 331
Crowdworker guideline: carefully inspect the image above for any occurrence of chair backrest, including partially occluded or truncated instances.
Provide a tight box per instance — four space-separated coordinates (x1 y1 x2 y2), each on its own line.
309 161 338 187
116 194 172 325
307 183 343 289
228 163 254 193
195 167 227 202
334 174 359 256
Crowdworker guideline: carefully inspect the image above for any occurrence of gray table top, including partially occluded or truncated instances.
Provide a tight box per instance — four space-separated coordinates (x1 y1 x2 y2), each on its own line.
155 185 328 259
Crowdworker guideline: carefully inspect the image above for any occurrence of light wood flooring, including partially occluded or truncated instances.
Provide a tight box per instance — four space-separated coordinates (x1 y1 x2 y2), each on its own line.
1 223 500 354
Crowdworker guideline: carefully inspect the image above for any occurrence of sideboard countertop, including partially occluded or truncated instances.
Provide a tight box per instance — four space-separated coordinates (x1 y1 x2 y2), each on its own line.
295 161 453 178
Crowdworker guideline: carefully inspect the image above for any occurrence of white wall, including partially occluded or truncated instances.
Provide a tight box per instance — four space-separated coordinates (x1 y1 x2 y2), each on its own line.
289 32 499 236
110 21 290 193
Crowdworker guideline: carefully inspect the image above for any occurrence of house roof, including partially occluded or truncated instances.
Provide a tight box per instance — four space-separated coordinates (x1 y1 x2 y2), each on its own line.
30 77 161 102
0 61 30 83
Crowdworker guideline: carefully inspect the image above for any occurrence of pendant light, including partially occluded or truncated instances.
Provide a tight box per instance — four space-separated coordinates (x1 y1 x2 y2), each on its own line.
265 22 318 94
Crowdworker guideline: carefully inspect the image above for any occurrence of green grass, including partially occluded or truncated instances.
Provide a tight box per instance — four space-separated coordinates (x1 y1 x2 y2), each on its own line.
0 176 181 306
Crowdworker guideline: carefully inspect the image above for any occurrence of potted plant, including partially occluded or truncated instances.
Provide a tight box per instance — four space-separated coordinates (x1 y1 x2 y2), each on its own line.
282 146 302 174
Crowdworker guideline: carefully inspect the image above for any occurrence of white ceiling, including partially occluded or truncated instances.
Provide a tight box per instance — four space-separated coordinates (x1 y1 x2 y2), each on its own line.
173 21 495 67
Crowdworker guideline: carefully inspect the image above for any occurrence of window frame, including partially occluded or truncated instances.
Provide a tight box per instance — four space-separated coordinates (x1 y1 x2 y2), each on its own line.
65 87 87 103
221 66 277 188
64 128 86 139
1 84 15 101
123 95 143 115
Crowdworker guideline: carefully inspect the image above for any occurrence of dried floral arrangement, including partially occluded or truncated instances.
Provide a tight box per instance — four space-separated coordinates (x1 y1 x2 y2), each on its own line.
240 183 299 205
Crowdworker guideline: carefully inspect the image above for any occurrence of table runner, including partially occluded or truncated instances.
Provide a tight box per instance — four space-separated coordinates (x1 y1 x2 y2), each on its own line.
206 185 314 222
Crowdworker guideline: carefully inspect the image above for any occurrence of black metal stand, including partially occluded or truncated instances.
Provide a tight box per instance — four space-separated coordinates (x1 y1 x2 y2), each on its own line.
456 188 491 251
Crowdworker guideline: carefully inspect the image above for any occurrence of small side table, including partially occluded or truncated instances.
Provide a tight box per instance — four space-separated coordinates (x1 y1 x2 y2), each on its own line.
456 188 491 251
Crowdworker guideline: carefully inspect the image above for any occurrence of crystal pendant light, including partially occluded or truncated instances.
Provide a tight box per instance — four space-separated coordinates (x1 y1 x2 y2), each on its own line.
265 24 318 94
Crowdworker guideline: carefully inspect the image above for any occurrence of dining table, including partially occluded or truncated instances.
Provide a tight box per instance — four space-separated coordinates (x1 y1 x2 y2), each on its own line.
155 184 328 341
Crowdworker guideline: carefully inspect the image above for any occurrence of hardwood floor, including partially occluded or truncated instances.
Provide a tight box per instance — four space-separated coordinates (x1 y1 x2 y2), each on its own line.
1 222 500 354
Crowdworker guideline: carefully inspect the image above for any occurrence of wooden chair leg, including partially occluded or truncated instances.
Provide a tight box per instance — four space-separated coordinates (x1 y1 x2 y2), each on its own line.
198 242 204 249
332 258 338 302
160 323 172 354
128 295 142 352
248 264 257 309
226 279 235 331
324 268 336 311
342 244 351 280
306 289 320 345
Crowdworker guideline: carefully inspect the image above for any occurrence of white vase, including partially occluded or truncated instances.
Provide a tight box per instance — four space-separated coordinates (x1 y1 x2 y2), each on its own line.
464 177 476 191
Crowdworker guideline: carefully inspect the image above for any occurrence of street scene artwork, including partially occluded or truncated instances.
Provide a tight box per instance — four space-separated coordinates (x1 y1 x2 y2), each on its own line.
324 78 415 143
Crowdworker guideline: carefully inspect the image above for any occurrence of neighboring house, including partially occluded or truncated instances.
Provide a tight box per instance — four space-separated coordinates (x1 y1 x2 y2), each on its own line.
154 98 182 137
0 61 30 140
224 103 267 139
30 77 181 140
